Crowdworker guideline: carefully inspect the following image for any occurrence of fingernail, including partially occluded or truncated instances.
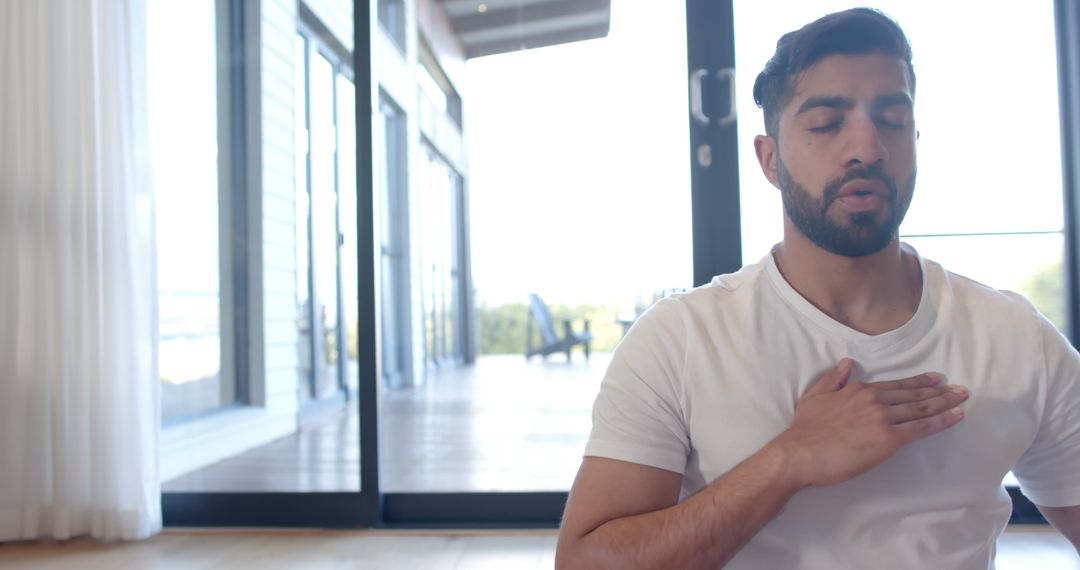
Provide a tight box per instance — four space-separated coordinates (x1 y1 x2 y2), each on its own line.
838 358 853 372
925 372 944 384
947 385 968 396
949 408 965 418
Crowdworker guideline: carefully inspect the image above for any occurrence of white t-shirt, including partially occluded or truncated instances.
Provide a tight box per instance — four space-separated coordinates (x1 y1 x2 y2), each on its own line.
585 247 1080 569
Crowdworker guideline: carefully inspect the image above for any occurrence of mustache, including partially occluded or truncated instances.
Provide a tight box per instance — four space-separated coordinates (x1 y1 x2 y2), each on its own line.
821 166 897 210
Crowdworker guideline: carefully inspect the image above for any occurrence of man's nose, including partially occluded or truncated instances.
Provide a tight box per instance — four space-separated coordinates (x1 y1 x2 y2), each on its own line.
844 115 888 167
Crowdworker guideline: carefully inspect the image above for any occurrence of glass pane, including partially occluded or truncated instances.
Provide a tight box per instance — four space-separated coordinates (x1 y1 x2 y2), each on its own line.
378 0 405 49
415 150 462 367
733 1 1064 262
376 102 409 388
419 65 448 114
377 1 692 492
337 75 359 395
295 34 314 401
310 53 341 399
162 19 360 493
148 0 226 423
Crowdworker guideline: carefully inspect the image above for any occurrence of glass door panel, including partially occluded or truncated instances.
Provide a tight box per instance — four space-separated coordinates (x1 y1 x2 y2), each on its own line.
310 52 344 400
150 0 228 424
376 101 410 389
732 1 1065 328
338 75 359 396
161 16 361 497
295 33 315 404
377 0 692 493
417 149 462 367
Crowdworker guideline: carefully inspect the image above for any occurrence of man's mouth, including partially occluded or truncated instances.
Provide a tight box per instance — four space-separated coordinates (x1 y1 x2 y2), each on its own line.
839 179 887 198
833 179 889 212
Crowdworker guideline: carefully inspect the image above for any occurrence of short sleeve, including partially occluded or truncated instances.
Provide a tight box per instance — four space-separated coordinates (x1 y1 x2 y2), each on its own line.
1012 313 1080 508
583 297 690 474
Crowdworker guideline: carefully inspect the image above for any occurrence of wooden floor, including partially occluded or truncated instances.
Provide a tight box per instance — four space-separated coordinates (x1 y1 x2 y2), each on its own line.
164 354 607 493
0 527 1076 569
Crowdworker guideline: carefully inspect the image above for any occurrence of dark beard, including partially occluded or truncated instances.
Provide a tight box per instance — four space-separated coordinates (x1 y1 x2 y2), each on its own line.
777 159 914 257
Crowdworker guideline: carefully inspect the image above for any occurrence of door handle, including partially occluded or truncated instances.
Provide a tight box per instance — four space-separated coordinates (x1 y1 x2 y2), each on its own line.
689 69 710 126
689 67 736 127
716 68 736 127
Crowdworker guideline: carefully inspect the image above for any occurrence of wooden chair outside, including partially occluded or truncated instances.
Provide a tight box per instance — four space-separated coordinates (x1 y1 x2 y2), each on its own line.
525 293 592 362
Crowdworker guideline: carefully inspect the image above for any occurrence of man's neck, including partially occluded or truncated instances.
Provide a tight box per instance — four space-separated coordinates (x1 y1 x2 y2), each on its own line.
772 232 922 336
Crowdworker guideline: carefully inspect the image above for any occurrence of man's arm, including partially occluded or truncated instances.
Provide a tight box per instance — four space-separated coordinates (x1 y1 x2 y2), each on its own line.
556 359 970 569
1037 505 1080 554
557 440 802 569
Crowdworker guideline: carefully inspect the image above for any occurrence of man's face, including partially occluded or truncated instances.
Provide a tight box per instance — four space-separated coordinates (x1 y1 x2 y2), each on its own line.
756 52 918 257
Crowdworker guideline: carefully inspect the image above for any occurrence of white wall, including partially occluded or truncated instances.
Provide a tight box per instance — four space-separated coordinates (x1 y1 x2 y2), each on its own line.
259 0 301 421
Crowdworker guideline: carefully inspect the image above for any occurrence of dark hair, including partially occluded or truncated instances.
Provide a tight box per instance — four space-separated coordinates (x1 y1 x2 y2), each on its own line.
752 8 915 136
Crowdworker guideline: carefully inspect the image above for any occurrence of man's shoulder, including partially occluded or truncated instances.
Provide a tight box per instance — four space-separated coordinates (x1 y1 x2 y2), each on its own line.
628 259 771 338
924 256 1045 323
678 257 772 306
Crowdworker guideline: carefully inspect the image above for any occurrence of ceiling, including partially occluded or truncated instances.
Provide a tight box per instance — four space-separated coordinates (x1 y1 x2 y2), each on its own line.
438 0 612 59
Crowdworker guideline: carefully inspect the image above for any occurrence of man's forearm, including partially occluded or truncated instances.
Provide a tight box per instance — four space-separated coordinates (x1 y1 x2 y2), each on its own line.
566 442 804 569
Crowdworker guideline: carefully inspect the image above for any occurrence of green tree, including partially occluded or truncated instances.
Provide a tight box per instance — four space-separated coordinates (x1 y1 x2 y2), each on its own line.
476 302 530 354
1019 259 1067 334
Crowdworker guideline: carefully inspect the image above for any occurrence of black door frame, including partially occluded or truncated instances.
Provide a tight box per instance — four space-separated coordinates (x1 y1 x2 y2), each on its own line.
356 0 752 528
354 0 743 528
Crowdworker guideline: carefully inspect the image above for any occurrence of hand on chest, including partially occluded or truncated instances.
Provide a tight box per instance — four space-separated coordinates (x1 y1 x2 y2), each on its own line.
684 336 1040 488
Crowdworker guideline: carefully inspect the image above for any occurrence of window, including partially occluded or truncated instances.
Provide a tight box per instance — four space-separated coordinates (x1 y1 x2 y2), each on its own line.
419 39 462 126
376 99 411 388
733 1 1066 333
379 0 406 51
417 147 466 367
295 27 360 408
148 0 235 423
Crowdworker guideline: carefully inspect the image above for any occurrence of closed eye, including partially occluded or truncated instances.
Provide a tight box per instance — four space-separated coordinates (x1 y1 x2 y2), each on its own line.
877 107 912 131
876 117 909 130
809 122 841 134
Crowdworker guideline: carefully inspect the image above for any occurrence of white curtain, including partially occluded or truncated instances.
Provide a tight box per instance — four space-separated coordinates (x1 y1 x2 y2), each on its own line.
0 0 161 540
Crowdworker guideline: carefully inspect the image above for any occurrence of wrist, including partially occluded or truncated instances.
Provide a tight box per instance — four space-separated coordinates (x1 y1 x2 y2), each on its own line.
761 434 812 493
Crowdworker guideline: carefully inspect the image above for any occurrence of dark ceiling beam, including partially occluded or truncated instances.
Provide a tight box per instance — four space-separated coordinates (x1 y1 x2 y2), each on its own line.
450 0 608 34
438 0 611 59
462 23 609 58
442 0 551 18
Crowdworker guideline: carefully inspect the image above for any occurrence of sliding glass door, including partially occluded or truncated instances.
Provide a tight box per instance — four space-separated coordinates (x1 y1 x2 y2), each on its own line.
162 0 1077 527
161 1 367 524
373 1 694 513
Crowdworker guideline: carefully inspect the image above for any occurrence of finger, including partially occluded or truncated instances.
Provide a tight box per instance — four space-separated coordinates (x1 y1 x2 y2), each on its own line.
894 407 965 444
805 358 855 396
871 372 943 392
885 386 969 424
877 385 958 405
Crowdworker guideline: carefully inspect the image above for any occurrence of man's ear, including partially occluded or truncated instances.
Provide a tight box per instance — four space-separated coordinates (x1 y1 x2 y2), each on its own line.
754 135 781 189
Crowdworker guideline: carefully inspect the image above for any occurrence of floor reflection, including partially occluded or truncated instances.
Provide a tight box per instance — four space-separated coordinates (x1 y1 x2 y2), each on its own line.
163 353 609 493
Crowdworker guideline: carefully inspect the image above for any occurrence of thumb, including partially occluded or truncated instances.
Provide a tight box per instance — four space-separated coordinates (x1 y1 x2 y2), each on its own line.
805 358 855 396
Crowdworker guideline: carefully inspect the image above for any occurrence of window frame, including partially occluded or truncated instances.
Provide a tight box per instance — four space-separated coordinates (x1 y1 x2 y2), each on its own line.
296 9 357 408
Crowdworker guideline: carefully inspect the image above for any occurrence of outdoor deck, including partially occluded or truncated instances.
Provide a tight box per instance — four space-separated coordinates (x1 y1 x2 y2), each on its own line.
163 353 609 493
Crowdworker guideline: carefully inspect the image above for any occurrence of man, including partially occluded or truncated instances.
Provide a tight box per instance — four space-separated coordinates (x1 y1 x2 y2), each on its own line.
556 8 1080 569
